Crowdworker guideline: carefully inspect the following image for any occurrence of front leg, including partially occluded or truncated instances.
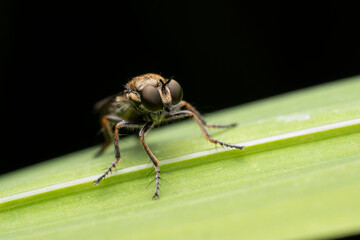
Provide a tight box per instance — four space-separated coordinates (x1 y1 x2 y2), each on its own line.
94 120 144 184
166 110 245 150
179 100 237 128
139 121 161 199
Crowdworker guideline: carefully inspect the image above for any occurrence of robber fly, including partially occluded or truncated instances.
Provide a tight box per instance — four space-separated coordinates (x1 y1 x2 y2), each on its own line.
94 73 244 199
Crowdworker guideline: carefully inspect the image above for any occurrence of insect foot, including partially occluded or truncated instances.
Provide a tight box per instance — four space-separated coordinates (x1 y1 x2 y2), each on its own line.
93 175 104 185
152 191 160 200
209 137 245 150
152 169 161 200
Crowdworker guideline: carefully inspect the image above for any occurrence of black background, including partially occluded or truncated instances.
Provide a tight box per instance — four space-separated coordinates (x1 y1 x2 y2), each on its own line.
1 1 360 175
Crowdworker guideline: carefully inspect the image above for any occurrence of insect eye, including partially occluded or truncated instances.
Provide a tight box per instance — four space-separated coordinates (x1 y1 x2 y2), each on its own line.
141 86 163 111
167 80 183 104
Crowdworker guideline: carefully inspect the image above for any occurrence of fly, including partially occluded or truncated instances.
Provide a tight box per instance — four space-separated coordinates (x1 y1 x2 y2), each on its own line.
94 73 244 199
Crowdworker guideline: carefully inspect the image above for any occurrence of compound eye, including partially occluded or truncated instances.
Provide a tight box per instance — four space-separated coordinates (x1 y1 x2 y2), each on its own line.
168 80 183 104
142 85 163 111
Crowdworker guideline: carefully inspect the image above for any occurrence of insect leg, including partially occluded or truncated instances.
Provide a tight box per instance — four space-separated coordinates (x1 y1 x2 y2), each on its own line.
94 120 143 184
139 121 161 199
179 100 236 128
166 110 245 150
96 115 124 157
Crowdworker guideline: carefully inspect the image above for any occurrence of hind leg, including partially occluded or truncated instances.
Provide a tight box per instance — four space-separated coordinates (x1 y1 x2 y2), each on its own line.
165 110 244 150
179 100 237 128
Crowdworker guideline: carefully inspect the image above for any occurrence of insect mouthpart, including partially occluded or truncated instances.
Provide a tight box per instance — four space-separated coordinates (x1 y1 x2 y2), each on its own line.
164 104 173 112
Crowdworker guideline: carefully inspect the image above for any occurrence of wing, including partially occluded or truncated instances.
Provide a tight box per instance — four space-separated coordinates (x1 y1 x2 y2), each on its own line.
94 91 123 116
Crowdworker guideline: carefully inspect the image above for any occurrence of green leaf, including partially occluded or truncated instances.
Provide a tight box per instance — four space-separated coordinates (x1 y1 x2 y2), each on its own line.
1 76 360 239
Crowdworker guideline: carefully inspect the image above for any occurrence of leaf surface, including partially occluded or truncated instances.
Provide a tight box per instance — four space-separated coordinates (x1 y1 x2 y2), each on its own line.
1 76 360 239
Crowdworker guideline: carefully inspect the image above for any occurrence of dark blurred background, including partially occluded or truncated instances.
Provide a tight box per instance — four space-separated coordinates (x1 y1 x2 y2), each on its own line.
1 1 359 174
